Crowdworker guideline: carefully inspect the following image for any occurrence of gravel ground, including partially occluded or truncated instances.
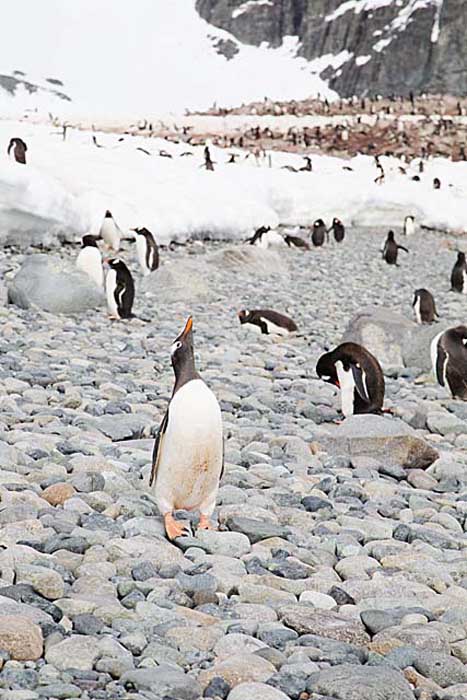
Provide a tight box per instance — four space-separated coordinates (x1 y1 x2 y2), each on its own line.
0 228 466 700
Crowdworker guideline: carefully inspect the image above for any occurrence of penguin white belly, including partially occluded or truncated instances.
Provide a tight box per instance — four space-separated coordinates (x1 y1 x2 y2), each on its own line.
76 247 103 287
105 269 119 317
336 361 355 418
404 218 415 236
462 269 467 294
100 220 120 250
413 297 422 324
430 331 444 380
263 318 289 336
154 379 223 514
135 235 149 275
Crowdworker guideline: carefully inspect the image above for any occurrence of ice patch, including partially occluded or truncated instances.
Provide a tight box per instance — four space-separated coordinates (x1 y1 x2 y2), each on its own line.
232 0 274 20
355 55 372 66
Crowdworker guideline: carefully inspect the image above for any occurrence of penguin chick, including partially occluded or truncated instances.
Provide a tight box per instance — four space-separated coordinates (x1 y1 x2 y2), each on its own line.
238 309 298 336
412 288 438 324
450 252 467 293
133 227 159 275
104 258 135 319
382 230 408 265
76 235 103 287
316 342 385 417
99 210 122 251
431 326 467 399
150 317 223 540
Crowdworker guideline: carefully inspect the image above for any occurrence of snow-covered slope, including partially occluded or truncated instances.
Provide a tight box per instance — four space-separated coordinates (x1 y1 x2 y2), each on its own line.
0 0 336 119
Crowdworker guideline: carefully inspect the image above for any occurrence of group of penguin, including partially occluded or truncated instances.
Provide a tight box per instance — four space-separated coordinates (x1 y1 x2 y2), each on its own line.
247 218 346 249
76 211 159 319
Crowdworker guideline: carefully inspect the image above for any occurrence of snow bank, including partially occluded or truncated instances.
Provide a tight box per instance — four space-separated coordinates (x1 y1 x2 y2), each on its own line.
0 121 466 246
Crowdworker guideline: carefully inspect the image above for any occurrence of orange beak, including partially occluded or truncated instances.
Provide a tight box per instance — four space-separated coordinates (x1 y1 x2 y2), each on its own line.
181 316 193 338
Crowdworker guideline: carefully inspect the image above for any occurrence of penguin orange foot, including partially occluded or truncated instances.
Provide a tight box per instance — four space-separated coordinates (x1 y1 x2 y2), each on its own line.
164 513 190 540
198 514 216 531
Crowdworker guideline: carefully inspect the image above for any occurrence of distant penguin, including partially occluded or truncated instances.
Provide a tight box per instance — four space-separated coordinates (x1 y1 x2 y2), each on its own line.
403 215 416 236
105 258 135 319
329 217 345 243
247 227 284 249
450 252 467 293
76 235 103 287
311 219 327 247
382 231 409 265
150 316 223 540
412 288 437 324
284 234 310 250
238 309 297 336
433 177 441 189
431 326 467 399
7 137 27 164
100 210 121 251
133 227 159 275
247 225 270 245
316 342 385 417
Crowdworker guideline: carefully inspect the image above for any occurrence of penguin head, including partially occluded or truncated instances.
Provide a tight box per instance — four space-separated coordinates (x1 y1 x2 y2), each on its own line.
457 252 466 263
316 349 339 386
82 235 99 248
104 210 113 218
105 257 127 273
133 227 151 239
237 310 251 325
333 217 341 226
387 230 395 241
171 316 195 372
314 219 324 228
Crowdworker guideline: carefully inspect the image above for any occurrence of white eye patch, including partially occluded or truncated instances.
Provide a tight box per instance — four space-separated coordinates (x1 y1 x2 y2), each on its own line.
321 375 331 380
171 341 182 355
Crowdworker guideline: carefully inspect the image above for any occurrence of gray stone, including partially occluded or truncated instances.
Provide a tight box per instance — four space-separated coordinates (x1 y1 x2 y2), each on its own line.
225 516 286 543
307 664 413 699
413 650 467 687
279 607 370 646
121 665 201 699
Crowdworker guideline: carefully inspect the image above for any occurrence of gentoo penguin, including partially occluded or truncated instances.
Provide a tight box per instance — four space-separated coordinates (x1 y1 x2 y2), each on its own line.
99 210 121 251
382 231 408 265
238 309 297 336
284 234 310 250
247 227 284 249
412 288 438 324
150 316 223 540
76 235 103 287
329 217 345 243
403 215 416 236
433 177 441 190
133 227 159 275
451 252 467 293
247 225 270 245
311 219 327 247
104 258 135 319
7 138 27 164
431 326 467 399
316 342 385 417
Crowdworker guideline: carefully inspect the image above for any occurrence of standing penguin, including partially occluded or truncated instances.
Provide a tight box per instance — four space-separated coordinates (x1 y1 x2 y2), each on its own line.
382 231 409 265
150 317 223 540
316 342 385 417
133 227 159 275
7 138 27 164
76 235 103 287
431 326 467 399
99 210 121 251
238 309 297 336
311 219 327 247
450 252 467 293
412 289 438 324
403 215 416 236
104 258 135 319
328 217 345 243
433 177 441 189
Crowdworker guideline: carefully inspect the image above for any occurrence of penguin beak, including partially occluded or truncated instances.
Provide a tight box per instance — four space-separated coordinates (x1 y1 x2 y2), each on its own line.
180 316 193 339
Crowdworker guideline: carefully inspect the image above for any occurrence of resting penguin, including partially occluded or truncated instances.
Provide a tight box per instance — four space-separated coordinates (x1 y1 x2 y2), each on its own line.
311 219 327 247
412 289 438 324
403 215 416 236
99 210 121 251
150 317 223 540
238 309 297 336
284 234 310 250
133 227 159 275
104 258 135 319
382 231 408 265
450 252 467 294
431 326 467 399
7 137 27 164
76 235 103 287
329 217 345 243
316 342 385 417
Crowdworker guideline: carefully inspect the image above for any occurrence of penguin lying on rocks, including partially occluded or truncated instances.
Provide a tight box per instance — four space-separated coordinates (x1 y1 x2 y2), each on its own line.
238 309 297 336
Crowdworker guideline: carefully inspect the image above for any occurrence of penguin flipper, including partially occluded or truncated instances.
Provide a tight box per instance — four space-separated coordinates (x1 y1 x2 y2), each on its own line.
149 409 169 487
435 345 447 387
350 363 371 403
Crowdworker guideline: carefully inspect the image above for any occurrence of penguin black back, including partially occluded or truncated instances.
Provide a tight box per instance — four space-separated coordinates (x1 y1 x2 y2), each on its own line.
81 235 99 248
412 288 437 324
311 219 326 247
316 342 385 416
246 226 270 245
330 217 345 243
450 252 467 293
106 258 135 319
284 234 310 250
135 227 159 272
431 326 467 399
8 137 27 164
238 309 297 335
382 230 408 265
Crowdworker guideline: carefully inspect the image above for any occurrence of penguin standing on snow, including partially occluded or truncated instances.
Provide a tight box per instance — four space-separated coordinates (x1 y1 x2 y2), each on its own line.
150 317 223 540
311 219 327 247
328 217 345 243
7 138 27 164
316 342 385 417
382 231 408 265
238 309 297 336
403 215 416 236
76 235 103 287
99 210 122 251
412 289 438 324
450 252 467 293
104 258 135 319
431 326 467 399
133 227 159 275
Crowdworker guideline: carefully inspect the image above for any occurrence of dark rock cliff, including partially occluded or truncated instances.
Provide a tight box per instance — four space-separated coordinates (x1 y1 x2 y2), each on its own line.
196 0 467 96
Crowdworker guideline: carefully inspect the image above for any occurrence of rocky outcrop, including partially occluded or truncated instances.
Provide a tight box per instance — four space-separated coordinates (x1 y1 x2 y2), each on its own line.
196 0 467 96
